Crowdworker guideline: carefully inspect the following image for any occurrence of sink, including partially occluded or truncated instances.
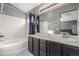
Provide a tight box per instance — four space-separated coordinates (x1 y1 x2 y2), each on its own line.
64 38 77 43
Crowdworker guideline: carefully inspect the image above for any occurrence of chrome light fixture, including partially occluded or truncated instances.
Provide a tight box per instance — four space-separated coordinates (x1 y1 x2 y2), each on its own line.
39 3 59 12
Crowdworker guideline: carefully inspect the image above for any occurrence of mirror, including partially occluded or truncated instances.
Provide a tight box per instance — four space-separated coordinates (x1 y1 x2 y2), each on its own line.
60 9 78 35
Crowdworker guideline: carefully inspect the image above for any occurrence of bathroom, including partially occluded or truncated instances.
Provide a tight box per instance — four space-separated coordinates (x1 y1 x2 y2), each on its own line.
0 3 79 56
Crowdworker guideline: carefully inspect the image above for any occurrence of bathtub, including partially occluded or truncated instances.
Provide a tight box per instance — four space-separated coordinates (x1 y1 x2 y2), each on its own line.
0 37 28 56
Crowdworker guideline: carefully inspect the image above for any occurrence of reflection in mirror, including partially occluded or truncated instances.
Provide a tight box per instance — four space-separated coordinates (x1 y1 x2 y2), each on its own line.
60 9 78 35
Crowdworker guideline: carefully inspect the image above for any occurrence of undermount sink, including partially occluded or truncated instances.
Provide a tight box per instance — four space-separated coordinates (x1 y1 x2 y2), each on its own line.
62 35 76 42
65 38 77 43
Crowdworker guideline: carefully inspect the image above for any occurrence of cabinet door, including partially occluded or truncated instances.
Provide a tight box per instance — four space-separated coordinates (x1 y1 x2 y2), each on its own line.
28 36 33 53
40 39 47 56
33 38 40 56
62 45 79 56
47 41 61 56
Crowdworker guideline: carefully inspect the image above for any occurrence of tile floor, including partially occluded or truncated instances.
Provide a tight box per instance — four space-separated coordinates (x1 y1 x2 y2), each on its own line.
17 48 33 56
16 41 33 56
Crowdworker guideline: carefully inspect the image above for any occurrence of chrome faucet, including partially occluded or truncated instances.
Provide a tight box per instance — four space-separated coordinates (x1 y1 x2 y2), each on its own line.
61 32 70 38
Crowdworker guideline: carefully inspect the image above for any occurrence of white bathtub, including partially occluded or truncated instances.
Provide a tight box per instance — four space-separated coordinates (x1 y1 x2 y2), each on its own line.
0 37 28 56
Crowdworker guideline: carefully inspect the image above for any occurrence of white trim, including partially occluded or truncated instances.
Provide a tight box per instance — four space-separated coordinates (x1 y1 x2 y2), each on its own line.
1 3 3 14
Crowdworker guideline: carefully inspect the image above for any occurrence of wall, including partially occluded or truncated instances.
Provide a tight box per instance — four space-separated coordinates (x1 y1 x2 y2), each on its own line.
60 21 77 29
0 14 28 39
39 3 78 33
26 3 79 34
42 21 48 33
0 3 28 39
3 3 26 18
60 21 77 34
40 10 60 33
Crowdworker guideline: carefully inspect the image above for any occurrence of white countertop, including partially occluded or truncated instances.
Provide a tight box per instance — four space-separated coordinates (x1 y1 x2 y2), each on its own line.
28 33 79 47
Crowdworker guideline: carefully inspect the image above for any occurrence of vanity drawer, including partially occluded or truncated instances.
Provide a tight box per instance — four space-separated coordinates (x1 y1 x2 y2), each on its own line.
28 37 33 53
47 41 61 56
62 44 79 56
32 38 40 56
40 51 46 56
40 39 47 55
40 39 47 45
40 45 46 53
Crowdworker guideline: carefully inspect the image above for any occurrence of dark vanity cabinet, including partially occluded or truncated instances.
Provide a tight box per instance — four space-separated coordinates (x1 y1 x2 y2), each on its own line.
40 39 47 56
28 36 33 53
28 37 62 56
47 41 61 56
62 44 79 56
39 40 61 56
28 36 79 56
32 37 40 56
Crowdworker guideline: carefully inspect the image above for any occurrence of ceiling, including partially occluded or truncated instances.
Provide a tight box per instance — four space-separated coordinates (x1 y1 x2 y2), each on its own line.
11 3 41 13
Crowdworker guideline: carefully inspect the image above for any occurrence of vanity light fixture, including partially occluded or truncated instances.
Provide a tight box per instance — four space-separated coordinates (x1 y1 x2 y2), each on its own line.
40 3 59 12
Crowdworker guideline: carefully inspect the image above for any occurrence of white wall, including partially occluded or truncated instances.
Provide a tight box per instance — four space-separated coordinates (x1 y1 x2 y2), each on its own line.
60 10 78 22
43 21 48 33
0 14 28 39
39 4 78 34
40 21 48 34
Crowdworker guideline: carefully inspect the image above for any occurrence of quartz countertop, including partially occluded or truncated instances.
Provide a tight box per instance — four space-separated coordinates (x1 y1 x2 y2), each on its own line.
28 33 79 47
